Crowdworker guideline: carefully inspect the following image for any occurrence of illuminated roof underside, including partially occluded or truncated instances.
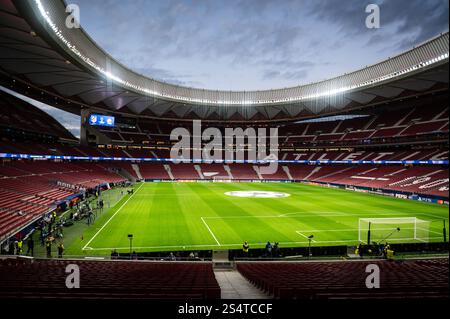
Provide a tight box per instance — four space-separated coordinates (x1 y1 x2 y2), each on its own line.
0 0 448 121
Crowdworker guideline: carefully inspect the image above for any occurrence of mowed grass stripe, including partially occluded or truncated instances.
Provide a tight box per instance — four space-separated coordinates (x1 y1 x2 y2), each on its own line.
192 183 295 244
68 182 448 255
82 183 145 249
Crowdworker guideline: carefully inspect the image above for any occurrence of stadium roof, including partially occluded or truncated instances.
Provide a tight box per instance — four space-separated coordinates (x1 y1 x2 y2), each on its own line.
0 0 448 122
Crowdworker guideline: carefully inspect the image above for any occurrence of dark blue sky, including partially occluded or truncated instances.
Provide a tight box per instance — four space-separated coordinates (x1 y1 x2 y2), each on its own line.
73 0 449 90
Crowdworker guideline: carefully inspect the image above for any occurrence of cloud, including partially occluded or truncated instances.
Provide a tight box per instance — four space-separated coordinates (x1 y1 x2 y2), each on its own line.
72 0 448 90
263 69 309 81
307 0 449 50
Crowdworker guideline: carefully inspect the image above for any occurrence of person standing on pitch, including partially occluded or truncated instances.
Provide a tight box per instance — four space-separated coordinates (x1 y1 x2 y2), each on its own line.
26 236 34 256
243 241 250 257
45 238 52 258
57 242 64 258
265 241 272 257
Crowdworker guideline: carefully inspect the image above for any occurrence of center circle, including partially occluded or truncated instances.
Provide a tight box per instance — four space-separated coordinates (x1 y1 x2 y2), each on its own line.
224 191 290 198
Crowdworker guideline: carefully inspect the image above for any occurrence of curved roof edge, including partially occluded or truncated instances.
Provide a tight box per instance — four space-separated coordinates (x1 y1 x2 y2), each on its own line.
25 0 450 106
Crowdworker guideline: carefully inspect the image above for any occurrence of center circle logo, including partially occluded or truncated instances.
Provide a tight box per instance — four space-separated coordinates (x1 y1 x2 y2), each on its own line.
225 191 290 198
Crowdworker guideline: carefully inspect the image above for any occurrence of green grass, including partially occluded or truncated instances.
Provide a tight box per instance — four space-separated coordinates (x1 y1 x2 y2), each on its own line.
65 182 449 256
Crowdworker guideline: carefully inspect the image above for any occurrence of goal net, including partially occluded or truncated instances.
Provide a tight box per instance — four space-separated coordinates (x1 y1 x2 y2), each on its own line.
358 217 431 244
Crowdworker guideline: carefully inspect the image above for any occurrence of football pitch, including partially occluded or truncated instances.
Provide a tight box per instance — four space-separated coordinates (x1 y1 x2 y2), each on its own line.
69 182 449 255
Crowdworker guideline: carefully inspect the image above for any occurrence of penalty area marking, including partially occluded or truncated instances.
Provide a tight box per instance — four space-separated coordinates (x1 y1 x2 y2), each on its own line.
82 183 144 250
296 231 317 242
202 212 413 219
202 211 446 219
201 217 221 246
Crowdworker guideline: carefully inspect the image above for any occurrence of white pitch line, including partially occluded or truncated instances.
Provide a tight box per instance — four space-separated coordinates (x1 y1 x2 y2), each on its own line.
296 229 357 233
416 227 443 235
296 231 317 242
85 244 221 251
83 236 444 251
201 217 221 246
203 212 448 221
416 212 447 219
82 183 144 250
203 212 416 219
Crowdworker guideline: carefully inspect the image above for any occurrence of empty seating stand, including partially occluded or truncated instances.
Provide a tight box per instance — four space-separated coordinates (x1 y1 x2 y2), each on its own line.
237 259 449 299
0 160 126 238
0 258 221 300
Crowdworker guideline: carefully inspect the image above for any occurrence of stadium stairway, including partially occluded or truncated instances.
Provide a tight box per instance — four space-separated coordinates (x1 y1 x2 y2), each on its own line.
131 164 143 180
214 270 270 299
223 165 234 179
282 166 294 180
113 166 136 182
164 164 175 180
211 251 269 299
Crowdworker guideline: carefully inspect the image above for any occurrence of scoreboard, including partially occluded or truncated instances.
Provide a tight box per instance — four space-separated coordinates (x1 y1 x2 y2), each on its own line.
88 114 115 127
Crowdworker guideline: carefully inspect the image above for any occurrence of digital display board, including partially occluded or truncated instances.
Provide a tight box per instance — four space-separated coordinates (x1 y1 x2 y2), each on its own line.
0 152 447 166
88 114 115 127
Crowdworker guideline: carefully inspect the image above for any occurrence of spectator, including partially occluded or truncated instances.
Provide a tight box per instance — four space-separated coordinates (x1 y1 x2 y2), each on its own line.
386 246 395 261
378 243 385 257
265 241 272 257
111 249 119 259
242 241 250 257
26 237 34 256
357 244 364 259
51 211 57 224
57 242 64 258
87 210 94 225
0 243 7 255
383 243 391 259
273 242 280 257
17 239 23 255
39 230 45 246
131 251 138 260
8 240 15 256
45 238 52 258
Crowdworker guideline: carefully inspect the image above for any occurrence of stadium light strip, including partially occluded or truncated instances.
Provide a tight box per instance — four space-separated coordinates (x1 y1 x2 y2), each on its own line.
0 153 447 165
33 0 449 106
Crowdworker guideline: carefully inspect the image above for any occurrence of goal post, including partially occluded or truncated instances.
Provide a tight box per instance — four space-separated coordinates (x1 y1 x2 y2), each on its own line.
358 217 431 244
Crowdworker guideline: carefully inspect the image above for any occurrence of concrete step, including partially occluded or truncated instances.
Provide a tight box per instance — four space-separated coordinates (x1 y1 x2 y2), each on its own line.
214 270 271 299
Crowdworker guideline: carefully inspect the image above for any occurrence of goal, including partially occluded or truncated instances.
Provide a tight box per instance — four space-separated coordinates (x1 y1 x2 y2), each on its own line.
358 217 431 244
